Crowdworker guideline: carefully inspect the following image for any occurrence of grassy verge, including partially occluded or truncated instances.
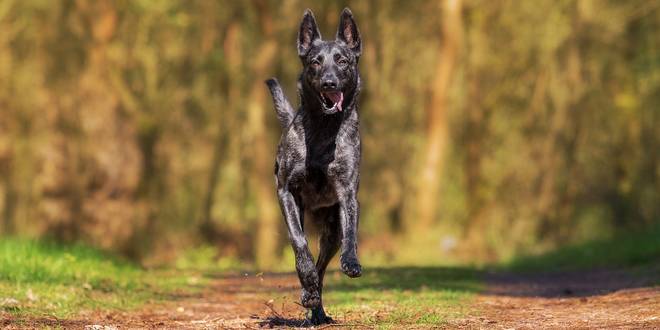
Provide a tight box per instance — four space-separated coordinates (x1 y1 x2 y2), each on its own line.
0 238 195 318
322 266 482 328
506 224 660 272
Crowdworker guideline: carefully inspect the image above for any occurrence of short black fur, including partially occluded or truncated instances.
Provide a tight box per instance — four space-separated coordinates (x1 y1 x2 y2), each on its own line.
265 8 363 325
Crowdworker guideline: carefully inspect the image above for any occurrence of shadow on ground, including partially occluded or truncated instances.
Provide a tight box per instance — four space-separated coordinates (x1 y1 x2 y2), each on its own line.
325 266 483 293
485 263 660 298
202 225 660 302
258 316 317 328
205 262 656 301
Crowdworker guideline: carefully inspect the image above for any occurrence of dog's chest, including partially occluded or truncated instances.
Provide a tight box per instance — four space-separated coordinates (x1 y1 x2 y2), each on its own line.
283 115 359 210
300 148 342 210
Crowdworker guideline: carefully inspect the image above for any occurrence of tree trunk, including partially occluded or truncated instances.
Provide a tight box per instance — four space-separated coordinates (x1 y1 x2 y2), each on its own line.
248 7 280 269
462 74 489 257
249 42 279 269
199 129 227 240
199 22 239 241
1 159 16 234
408 0 462 231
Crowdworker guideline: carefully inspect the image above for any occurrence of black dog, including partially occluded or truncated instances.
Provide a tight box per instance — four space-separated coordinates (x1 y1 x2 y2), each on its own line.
265 8 362 325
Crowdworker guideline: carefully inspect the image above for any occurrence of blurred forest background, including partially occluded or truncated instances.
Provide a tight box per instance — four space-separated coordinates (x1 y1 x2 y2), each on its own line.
0 0 658 269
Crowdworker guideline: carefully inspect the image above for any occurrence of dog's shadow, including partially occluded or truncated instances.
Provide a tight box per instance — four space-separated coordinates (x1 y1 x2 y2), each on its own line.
257 316 320 328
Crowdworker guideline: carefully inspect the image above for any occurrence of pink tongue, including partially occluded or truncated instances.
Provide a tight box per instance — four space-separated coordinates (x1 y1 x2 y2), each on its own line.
325 92 344 111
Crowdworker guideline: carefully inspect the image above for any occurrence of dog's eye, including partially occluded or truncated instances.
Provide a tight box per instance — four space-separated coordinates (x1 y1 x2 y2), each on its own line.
337 58 348 66
310 60 321 69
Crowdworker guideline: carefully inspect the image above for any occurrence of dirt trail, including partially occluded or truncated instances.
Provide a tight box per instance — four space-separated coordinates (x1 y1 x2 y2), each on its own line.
452 267 660 329
3 273 314 329
4 267 659 329
85 273 315 329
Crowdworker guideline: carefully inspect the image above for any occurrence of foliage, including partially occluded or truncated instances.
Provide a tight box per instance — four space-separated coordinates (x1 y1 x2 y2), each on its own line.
506 224 660 272
0 0 658 267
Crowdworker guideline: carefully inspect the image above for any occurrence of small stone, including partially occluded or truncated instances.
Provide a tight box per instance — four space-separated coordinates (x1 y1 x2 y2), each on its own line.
26 289 38 302
84 326 118 330
1 298 19 309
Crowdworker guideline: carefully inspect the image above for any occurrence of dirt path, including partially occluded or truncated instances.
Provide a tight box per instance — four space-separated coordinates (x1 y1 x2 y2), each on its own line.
452 267 660 329
83 273 315 329
5 267 659 329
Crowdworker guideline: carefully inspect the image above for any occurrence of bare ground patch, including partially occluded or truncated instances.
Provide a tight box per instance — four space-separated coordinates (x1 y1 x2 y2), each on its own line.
451 266 660 329
2 266 658 329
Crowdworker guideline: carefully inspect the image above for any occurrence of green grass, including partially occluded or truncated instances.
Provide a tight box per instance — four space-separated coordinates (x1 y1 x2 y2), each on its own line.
506 224 660 272
322 267 483 328
0 238 482 326
0 238 194 317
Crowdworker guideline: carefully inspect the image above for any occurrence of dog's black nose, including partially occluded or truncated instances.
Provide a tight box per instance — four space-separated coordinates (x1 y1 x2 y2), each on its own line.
321 79 337 90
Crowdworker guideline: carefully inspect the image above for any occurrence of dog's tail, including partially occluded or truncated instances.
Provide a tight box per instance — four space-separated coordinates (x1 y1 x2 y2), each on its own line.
265 78 295 129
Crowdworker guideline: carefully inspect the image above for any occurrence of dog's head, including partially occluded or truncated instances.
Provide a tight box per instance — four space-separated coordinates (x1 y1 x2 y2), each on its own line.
297 8 361 115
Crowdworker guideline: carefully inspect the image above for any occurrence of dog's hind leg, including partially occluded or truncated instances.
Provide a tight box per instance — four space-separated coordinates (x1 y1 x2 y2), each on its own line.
310 205 341 324
277 187 320 309
265 78 295 129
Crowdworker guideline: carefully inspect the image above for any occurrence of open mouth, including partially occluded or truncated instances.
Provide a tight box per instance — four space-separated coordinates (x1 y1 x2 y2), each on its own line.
320 91 344 112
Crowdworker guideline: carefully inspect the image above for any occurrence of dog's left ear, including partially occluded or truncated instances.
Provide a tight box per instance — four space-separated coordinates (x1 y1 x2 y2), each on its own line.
336 8 361 57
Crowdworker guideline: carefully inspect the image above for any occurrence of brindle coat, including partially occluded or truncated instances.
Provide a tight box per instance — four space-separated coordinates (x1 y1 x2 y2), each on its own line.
265 7 363 325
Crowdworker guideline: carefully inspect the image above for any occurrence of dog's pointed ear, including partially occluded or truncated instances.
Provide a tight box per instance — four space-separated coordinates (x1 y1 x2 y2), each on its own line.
336 8 361 57
298 9 321 57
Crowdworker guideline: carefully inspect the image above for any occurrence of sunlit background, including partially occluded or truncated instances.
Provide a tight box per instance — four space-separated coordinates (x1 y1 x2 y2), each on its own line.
0 0 658 270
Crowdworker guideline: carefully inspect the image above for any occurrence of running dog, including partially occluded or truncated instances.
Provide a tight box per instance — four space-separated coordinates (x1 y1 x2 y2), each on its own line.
265 7 363 325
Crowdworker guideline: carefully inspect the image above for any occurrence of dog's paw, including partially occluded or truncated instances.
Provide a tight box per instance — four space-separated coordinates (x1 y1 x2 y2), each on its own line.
340 256 362 278
300 288 321 308
311 315 334 326
309 307 334 325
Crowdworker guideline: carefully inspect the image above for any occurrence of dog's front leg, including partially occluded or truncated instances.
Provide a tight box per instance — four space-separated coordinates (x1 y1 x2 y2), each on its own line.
337 190 362 278
277 187 321 308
